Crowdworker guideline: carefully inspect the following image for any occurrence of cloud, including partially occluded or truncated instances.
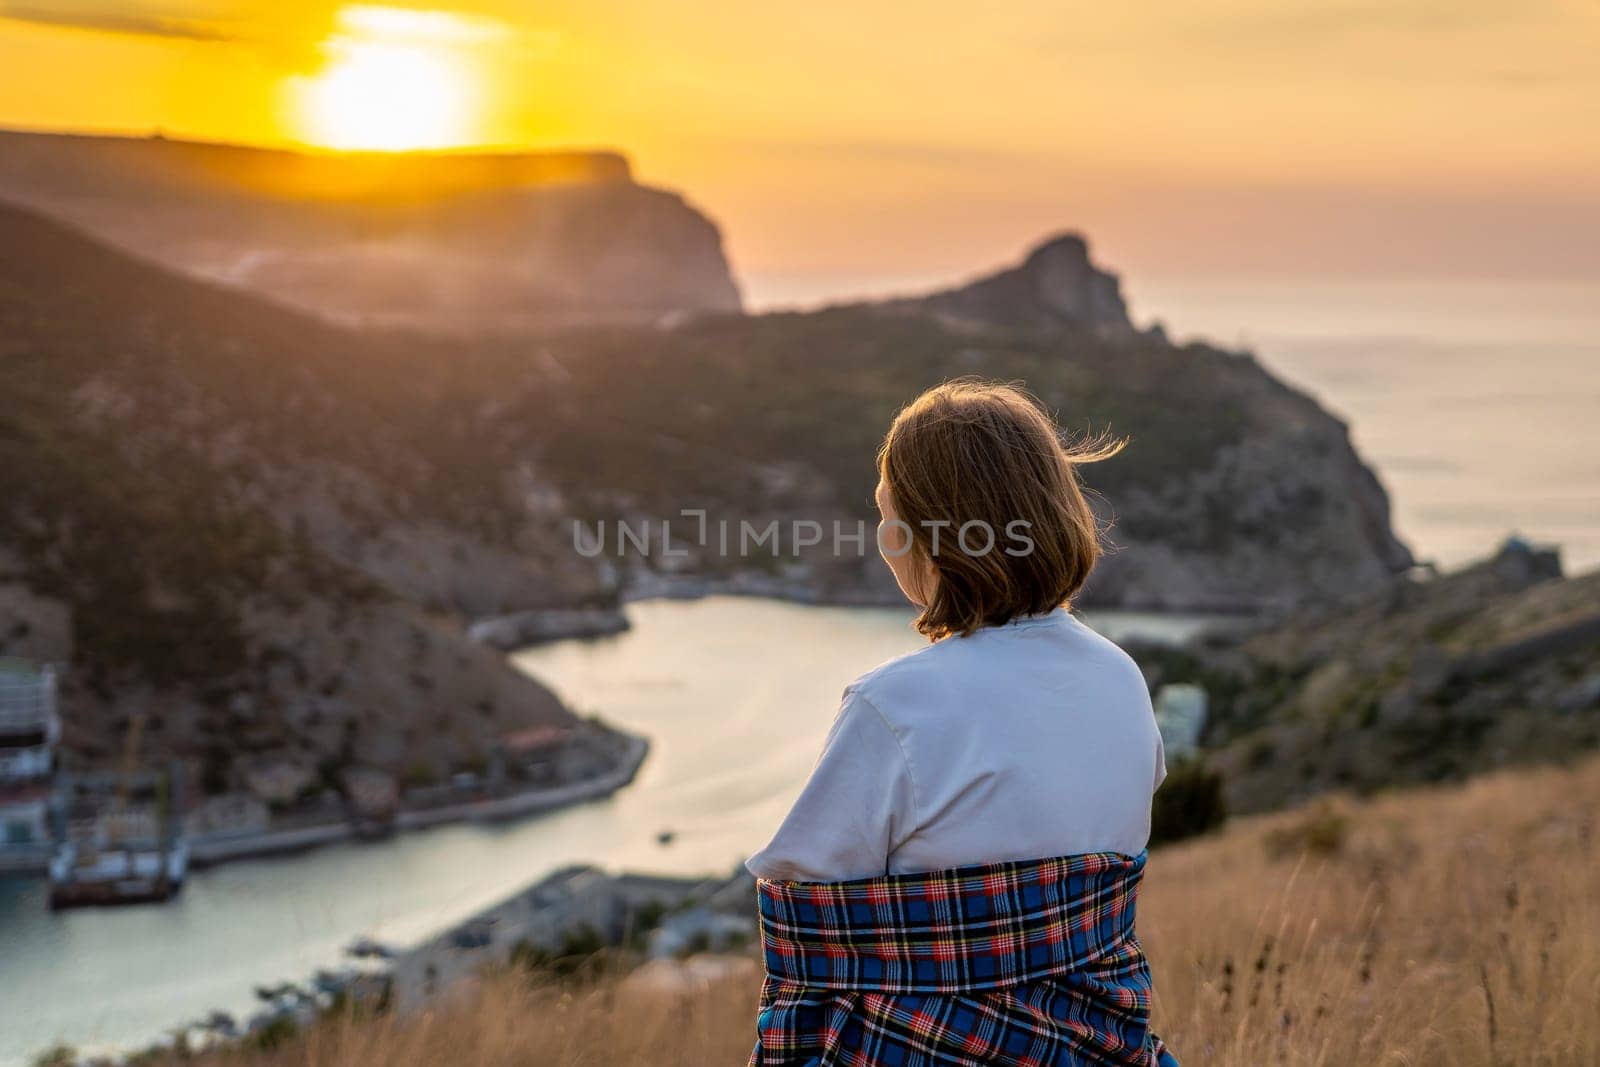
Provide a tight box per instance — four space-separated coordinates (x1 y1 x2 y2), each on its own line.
1174 0 1574 43
0 1 556 56
336 5 511 46
0 0 249 42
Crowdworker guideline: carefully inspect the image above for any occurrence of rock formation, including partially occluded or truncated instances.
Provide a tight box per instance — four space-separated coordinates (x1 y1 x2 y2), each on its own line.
879 232 1132 333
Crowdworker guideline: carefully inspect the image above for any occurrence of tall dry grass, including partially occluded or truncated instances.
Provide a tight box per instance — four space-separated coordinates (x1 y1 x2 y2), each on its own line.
191 757 1600 1066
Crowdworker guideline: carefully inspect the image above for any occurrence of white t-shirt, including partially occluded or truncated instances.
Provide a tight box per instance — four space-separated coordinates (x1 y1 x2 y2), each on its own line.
746 609 1168 882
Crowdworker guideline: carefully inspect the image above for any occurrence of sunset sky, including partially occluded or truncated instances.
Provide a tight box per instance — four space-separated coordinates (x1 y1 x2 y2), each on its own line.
2 0 1598 303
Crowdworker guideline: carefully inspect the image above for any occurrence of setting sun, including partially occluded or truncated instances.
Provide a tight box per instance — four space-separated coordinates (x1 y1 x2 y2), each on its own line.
287 6 494 151
298 41 470 150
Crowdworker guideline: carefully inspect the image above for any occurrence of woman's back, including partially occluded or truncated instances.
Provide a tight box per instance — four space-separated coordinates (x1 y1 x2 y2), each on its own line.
746 380 1177 1065
747 608 1167 882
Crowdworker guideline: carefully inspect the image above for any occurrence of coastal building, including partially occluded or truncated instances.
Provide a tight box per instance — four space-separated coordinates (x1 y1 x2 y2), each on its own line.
243 759 316 807
496 724 573 786
341 766 399 836
0 661 58 871
185 792 271 840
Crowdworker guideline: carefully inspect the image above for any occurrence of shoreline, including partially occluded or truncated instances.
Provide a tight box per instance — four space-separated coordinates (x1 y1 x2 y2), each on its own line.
84 858 756 1065
474 575 1269 651
385 862 756 1012
192 731 651 869
623 571 1283 617
0 733 651 878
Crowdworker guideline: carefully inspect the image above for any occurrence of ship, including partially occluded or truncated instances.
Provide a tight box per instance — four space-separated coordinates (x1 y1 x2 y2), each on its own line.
49 746 189 908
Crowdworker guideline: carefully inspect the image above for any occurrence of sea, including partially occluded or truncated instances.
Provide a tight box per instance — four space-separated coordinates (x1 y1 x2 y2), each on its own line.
0 278 1595 1064
1126 277 1600 573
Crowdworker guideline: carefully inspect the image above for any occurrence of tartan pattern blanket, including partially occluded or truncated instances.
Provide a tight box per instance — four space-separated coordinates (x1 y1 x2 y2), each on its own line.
751 851 1178 1067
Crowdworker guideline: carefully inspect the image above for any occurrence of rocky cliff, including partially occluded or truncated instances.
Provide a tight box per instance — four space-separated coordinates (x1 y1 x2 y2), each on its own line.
0 129 742 332
878 232 1133 334
523 237 1411 613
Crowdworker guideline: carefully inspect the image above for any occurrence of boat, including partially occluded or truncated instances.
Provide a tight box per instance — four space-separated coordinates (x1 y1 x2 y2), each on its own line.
346 935 396 960
48 759 189 908
48 837 188 908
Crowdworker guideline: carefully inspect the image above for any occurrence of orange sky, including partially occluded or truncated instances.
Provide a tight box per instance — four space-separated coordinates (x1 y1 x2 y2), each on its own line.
2 0 1598 302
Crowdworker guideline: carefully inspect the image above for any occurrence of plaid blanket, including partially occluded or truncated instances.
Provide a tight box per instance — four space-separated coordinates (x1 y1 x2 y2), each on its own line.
751 851 1178 1067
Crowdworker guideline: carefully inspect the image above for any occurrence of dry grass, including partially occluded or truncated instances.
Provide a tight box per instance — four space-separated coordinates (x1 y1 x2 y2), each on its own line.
192 757 1600 1067
1144 757 1600 1065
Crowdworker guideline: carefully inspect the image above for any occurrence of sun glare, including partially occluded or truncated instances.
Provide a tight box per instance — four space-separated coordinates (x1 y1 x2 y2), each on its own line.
299 41 470 150
289 6 497 151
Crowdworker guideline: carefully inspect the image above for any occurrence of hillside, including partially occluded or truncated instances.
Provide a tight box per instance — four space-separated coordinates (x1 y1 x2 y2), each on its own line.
1139 539 1600 813
0 203 599 788
0 129 742 332
146 755 1600 1066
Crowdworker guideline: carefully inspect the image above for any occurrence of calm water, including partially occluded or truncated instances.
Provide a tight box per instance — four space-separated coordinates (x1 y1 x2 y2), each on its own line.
1125 278 1600 572
0 599 1208 1065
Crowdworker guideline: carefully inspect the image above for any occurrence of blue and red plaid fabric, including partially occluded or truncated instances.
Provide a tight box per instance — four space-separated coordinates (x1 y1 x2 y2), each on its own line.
751 851 1178 1067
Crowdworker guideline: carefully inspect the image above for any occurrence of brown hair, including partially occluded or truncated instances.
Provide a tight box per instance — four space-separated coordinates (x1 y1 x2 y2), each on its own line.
877 379 1123 641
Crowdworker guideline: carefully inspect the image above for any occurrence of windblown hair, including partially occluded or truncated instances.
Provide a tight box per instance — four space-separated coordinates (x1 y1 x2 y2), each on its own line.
878 379 1123 641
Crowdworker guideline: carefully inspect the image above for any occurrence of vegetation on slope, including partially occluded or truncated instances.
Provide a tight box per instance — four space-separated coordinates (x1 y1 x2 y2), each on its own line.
0 204 582 782
491 298 1411 609
1136 540 1600 814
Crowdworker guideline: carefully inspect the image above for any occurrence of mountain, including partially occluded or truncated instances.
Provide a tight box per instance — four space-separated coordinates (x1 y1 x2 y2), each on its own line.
876 232 1133 334
0 129 742 332
520 243 1412 613
0 201 1417 784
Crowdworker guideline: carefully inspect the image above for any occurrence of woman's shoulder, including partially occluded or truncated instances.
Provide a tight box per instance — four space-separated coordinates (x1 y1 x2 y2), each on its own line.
843 639 946 708
840 614 1040 708
845 611 1147 717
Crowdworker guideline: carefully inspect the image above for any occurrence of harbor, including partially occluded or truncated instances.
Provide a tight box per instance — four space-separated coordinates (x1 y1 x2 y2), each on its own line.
0 599 1206 1065
1 664 193 907
0 656 650 905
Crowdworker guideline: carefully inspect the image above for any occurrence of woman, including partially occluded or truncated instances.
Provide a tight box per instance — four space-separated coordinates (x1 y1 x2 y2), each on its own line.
747 380 1177 1066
